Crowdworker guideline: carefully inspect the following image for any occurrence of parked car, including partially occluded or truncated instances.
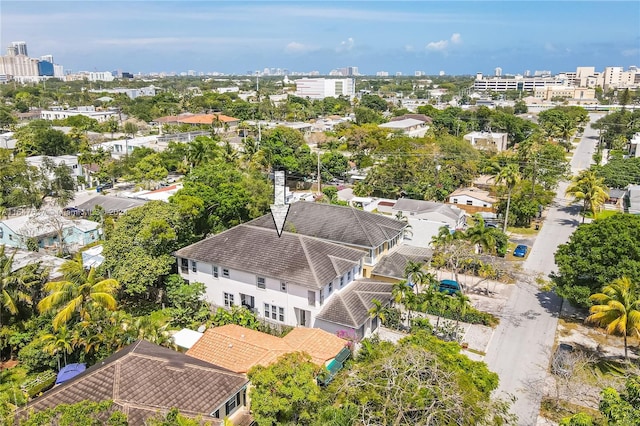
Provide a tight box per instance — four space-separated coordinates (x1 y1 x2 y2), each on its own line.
551 343 575 377
438 279 463 295
96 182 114 192
513 244 528 258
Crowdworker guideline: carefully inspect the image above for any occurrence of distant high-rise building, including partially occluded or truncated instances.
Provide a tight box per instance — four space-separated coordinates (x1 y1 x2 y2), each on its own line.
494 67 502 77
40 54 54 63
415 71 425 77
439 71 445 76
376 71 389 77
524 70 531 77
11 41 28 56
295 77 355 100
395 72 403 76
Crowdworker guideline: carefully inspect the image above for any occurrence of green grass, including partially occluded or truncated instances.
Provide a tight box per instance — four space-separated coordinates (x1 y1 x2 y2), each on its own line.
594 210 619 220
540 397 602 424
507 225 539 235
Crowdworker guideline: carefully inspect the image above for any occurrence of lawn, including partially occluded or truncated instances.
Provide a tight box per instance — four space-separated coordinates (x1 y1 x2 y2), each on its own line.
507 225 540 236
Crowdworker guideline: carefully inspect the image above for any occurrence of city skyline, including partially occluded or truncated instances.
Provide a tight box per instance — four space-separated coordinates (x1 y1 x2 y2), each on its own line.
2 1 639 76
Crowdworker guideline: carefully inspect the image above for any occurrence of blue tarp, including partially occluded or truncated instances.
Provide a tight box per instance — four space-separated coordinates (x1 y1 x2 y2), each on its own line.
55 363 86 384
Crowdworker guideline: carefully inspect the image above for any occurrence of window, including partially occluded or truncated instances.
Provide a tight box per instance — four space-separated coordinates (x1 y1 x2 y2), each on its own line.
308 291 316 306
453 198 458 204
328 282 333 294
222 268 230 278
340 276 344 288
191 260 197 273
347 271 352 281
212 265 219 278
225 392 241 416
223 292 234 307
257 276 266 289
280 281 287 292
181 258 189 274
264 303 285 322
319 291 325 305
466 200 473 206
241 293 254 309
0 228 3 238
211 410 220 419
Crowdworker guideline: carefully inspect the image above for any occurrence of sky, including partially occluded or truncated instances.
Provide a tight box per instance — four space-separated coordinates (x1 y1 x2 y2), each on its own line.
1 0 639 76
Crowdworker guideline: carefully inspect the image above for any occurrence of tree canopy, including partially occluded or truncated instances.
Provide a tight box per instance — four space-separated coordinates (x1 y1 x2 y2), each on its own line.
554 214 640 307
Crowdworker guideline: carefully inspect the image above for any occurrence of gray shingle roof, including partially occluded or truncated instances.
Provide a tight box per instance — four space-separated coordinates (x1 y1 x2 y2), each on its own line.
392 199 463 222
248 202 407 248
69 195 148 214
316 280 394 328
372 246 433 280
174 225 365 290
20 340 248 425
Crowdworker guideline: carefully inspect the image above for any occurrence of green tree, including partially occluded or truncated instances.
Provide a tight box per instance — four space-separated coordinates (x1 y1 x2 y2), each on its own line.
19 401 129 426
0 246 46 327
555 214 640 306
332 332 513 425
248 352 321 426
465 214 497 254
38 258 120 330
586 277 640 360
101 201 196 296
565 170 609 223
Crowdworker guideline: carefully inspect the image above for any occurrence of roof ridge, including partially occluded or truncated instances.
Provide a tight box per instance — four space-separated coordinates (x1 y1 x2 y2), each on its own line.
340 293 359 327
349 208 376 247
299 236 322 288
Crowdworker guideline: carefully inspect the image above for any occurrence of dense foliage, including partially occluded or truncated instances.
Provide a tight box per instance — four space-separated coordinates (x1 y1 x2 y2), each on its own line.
554 214 640 307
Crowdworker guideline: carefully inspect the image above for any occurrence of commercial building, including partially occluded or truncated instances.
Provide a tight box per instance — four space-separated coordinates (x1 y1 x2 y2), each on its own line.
295 78 355 100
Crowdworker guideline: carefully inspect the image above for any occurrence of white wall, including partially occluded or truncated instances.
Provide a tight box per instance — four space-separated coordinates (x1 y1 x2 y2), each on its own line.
178 258 363 328
450 195 493 208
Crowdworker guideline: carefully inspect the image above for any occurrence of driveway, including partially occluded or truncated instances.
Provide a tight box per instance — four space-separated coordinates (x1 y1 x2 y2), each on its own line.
484 113 602 425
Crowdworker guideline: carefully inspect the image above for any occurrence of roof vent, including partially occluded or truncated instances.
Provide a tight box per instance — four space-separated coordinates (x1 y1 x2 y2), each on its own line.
228 343 233 348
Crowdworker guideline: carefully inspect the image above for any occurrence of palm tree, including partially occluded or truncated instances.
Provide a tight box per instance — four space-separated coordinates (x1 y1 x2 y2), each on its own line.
41 326 74 369
565 170 609 223
494 163 521 232
453 292 471 330
392 280 414 326
403 261 426 292
465 214 496 254
38 257 119 330
586 277 640 361
0 246 46 327
368 298 387 327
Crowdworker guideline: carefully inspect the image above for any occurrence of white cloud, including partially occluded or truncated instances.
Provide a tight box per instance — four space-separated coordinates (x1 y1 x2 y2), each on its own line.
622 48 639 57
405 44 415 52
426 33 462 52
426 40 449 51
337 37 355 52
285 42 309 53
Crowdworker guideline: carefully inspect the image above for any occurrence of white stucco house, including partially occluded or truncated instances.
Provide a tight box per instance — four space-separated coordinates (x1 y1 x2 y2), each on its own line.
392 198 467 248
379 118 429 138
447 187 497 212
174 202 407 338
463 131 508 152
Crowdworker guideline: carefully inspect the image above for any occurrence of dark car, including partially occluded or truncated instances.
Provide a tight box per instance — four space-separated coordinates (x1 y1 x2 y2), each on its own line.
96 182 114 192
513 244 528 258
438 279 462 295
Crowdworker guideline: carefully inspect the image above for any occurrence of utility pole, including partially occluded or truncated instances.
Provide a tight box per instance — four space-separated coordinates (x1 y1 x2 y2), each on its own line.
317 151 322 194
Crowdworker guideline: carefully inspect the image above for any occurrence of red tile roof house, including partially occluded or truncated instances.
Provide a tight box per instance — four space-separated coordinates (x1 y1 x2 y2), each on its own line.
18 340 251 425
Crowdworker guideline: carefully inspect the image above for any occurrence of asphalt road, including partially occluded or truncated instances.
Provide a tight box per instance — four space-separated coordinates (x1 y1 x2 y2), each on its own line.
484 113 602 425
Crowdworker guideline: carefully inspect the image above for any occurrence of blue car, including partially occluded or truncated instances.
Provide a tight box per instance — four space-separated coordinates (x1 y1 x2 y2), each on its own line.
438 279 462 295
513 244 528 258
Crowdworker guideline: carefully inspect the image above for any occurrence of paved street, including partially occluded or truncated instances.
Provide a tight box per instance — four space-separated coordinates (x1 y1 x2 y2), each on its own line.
484 113 602 425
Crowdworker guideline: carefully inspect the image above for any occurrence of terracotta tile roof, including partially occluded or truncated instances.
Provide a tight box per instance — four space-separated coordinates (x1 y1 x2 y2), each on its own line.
178 114 239 124
282 328 348 365
174 225 365 291
187 325 347 374
19 340 248 425
248 202 407 249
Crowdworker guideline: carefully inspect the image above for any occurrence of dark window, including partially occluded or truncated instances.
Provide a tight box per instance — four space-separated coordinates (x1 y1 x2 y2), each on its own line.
191 260 197 272
222 268 230 278
257 277 266 289
212 265 219 278
181 258 189 274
